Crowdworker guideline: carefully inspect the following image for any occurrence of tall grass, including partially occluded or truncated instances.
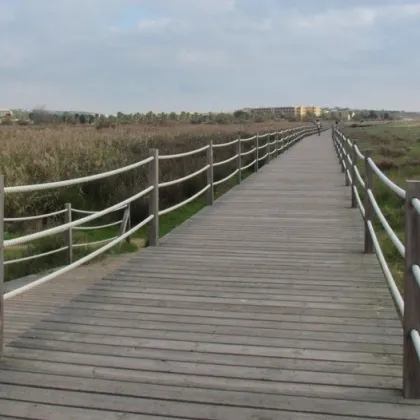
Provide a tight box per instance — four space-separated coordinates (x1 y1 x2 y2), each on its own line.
0 121 299 223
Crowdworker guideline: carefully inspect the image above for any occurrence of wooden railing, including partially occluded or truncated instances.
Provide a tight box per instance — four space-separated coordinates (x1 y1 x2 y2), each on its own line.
333 126 420 399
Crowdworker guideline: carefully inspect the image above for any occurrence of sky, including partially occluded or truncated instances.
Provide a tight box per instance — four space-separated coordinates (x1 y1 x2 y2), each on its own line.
1 0 420 114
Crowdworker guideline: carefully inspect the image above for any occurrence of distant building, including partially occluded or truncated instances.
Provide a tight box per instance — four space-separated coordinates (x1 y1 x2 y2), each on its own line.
0 109 13 123
295 106 322 118
244 106 322 119
0 109 13 118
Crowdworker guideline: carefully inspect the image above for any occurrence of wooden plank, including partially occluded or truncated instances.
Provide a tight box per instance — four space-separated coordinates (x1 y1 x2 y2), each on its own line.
81 286 395 306
105 269 388 283
115 261 381 272
54 309 402 334
1 350 401 389
5 342 401 377
59 298 402 328
70 294 400 320
45 312 402 337
0 382 419 419
11 330 403 364
0 369 410 407
72 290 396 312
2 130 419 419
19 325 402 355
16 300 404 328
31 318 402 346
88 280 394 297
0 400 176 420
0 399 384 420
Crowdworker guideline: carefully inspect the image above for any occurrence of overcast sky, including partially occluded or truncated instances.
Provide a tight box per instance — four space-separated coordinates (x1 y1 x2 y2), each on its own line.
1 0 420 114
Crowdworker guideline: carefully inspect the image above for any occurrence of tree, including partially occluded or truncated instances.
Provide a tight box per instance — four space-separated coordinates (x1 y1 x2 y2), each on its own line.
145 111 155 123
352 112 363 121
159 112 167 123
233 110 251 122
29 106 56 124
168 112 177 121
87 114 95 124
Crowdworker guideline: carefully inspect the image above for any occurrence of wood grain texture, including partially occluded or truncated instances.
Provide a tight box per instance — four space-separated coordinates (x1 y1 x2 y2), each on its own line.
2 130 419 419
2 255 131 346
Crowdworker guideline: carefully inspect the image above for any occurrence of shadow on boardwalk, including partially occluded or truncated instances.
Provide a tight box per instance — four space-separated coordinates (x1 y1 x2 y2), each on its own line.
1 130 420 419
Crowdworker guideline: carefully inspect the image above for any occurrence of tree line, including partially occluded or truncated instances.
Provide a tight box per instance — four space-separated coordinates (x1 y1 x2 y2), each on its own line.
2 107 400 127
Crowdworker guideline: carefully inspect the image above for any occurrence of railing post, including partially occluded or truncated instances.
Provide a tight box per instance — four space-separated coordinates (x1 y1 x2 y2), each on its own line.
285 130 291 151
64 203 73 264
254 134 259 172
236 139 242 184
283 131 288 151
333 129 339 159
126 202 132 243
350 141 358 208
0 175 4 358
363 150 373 254
206 141 214 205
336 133 342 162
278 131 283 154
119 204 131 245
336 132 342 160
148 148 159 246
342 133 347 157
290 129 296 148
340 136 346 173
345 143 350 187
403 180 420 399
275 132 279 158
266 134 270 164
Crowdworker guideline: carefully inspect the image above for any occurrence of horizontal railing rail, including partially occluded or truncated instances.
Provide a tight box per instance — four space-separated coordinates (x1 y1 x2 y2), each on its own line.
0 124 323 356
333 125 420 399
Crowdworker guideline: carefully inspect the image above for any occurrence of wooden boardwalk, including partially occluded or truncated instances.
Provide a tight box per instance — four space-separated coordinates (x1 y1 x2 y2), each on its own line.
1 130 420 419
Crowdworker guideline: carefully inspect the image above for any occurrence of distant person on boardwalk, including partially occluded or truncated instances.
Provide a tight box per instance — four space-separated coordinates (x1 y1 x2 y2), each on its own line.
315 119 321 136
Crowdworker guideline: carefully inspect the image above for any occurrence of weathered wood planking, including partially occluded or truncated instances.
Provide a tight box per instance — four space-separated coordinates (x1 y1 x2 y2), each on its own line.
2 255 131 346
2 130 420 419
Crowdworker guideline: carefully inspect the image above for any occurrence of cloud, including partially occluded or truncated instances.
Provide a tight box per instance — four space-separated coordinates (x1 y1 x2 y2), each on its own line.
1 0 420 113
291 7 377 30
291 2 420 30
137 17 172 32
151 0 236 16
0 8 14 23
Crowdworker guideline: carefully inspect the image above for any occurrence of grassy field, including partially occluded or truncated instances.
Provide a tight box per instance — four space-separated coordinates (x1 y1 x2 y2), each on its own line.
0 121 301 217
342 121 420 292
2 121 299 281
